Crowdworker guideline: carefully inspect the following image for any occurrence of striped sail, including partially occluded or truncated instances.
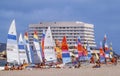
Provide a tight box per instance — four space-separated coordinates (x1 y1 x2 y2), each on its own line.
109 42 113 58
6 19 20 64
44 26 57 62
24 32 33 63
33 31 43 63
41 30 45 60
103 34 110 58
74 38 79 58
76 36 88 61
86 41 92 60
99 42 105 63
18 33 28 64
77 36 85 61
61 36 71 64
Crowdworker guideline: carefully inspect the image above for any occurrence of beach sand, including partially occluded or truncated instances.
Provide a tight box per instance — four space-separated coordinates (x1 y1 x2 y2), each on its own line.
0 63 120 76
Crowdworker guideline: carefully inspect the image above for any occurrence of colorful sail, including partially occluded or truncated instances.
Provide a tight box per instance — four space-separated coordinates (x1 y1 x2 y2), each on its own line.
55 39 62 63
6 19 20 64
103 34 110 58
41 29 45 60
86 41 92 60
103 34 109 51
76 36 87 61
109 42 113 58
33 31 43 63
74 38 79 58
18 33 28 64
24 32 33 63
44 26 57 62
61 36 71 64
77 36 84 57
99 42 105 63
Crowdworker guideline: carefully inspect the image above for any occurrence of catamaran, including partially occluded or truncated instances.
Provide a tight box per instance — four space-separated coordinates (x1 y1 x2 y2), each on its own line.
6 19 20 65
44 26 57 63
18 33 28 64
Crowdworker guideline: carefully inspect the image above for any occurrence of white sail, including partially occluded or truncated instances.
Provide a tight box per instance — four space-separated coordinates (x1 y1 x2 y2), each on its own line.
24 32 33 63
18 33 28 64
6 19 20 64
44 26 57 62
33 31 43 63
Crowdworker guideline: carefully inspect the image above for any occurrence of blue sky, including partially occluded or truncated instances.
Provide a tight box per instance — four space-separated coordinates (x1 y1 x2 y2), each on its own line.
0 0 120 54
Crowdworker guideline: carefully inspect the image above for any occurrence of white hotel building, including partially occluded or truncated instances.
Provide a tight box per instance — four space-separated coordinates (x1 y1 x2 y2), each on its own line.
28 21 96 51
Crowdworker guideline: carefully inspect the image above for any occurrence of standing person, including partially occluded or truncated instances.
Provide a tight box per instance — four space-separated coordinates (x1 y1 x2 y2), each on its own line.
90 56 95 64
114 56 117 65
92 59 101 68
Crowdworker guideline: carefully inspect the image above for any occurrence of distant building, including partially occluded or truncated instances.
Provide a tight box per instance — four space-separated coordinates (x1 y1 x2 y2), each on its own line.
28 21 96 51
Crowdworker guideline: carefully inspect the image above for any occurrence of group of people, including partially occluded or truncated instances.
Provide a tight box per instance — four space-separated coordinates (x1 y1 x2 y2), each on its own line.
4 55 118 70
4 60 27 71
4 63 25 70
91 56 118 68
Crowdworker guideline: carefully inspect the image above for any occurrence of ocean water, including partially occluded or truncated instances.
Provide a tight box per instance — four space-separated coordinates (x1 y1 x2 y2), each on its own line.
0 60 6 66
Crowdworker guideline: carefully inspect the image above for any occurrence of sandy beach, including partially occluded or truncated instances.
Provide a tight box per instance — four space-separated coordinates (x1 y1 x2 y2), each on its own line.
0 63 120 76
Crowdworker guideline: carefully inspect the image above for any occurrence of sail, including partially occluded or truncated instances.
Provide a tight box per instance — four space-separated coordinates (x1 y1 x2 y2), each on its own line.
86 41 92 60
33 31 43 63
55 39 62 63
74 38 79 58
109 42 113 58
61 36 71 64
77 36 84 57
41 30 45 60
18 33 28 64
44 26 57 62
99 42 105 63
76 36 86 61
24 32 33 63
103 34 110 58
6 19 20 64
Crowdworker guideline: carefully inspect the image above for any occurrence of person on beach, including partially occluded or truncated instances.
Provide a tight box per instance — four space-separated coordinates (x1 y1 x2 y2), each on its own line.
111 56 117 65
22 60 28 69
17 65 23 70
92 59 101 68
76 61 81 68
10 65 16 70
90 56 95 64
4 63 9 70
